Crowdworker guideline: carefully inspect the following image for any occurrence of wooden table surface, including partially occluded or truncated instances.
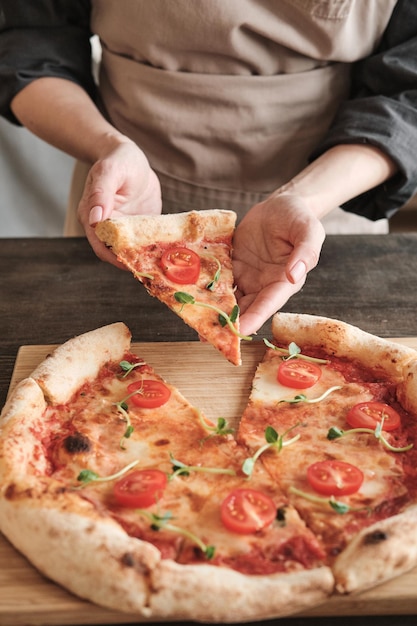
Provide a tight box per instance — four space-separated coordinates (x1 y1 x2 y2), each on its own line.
1 234 417 626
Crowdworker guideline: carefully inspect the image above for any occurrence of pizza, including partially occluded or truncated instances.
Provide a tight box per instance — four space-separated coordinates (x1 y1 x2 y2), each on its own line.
1 313 417 622
95 209 248 366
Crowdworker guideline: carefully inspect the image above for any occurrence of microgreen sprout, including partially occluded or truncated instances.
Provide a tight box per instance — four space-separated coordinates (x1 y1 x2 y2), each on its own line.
76 458 140 487
197 410 234 438
138 509 215 559
263 339 328 364
289 486 371 515
113 383 151 447
119 360 146 378
169 453 236 480
133 270 154 281
218 304 239 329
242 425 300 477
279 386 342 405
203 254 222 291
327 420 414 453
174 292 252 341
114 400 135 449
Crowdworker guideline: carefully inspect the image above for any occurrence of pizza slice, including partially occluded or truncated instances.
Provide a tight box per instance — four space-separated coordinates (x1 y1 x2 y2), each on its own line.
237 311 417 594
95 209 249 365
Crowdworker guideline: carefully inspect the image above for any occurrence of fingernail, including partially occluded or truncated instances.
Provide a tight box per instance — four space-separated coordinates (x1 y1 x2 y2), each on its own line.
89 205 103 225
290 260 306 283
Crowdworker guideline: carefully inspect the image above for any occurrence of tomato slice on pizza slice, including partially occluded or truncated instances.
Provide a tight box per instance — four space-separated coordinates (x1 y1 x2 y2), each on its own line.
113 469 168 508
306 460 364 497
346 401 401 431
127 379 171 409
277 359 322 389
160 246 201 284
220 488 277 534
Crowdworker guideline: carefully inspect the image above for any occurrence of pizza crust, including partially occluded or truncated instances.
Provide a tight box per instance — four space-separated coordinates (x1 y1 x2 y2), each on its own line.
333 505 417 594
0 489 334 622
95 209 237 253
31 322 131 404
0 377 48 482
272 312 416 382
0 491 159 616
149 559 334 622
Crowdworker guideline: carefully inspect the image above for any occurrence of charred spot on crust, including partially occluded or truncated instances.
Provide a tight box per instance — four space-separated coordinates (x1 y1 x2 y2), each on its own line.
121 552 135 567
5 483 17 499
363 529 388 545
154 438 170 446
4 483 36 500
63 432 92 454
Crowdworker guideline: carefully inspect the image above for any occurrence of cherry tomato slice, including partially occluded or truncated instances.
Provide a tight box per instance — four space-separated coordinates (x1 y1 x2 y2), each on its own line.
127 380 171 409
307 460 364 496
113 469 168 508
220 488 277 534
277 359 322 389
346 401 401 432
160 246 201 284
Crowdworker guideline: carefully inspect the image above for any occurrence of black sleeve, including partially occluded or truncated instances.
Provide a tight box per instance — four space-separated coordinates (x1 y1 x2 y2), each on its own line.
0 0 95 124
311 0 417 220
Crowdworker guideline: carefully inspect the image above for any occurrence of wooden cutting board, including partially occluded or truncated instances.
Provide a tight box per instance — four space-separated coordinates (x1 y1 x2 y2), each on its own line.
2 339 417 625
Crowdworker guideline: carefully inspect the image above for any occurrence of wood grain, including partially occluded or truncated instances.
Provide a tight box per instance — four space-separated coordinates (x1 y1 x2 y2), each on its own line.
2 339 417 625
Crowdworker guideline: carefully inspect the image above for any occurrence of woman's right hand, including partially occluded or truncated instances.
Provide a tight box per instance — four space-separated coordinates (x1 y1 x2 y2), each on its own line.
78 138 162 266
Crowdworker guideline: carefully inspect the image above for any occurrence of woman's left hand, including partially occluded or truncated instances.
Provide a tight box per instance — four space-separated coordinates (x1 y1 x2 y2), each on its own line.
233 192 326 336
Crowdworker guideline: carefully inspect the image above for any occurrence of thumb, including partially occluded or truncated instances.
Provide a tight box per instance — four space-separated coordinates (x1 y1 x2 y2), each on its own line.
286 218 325 284
80 162 119 226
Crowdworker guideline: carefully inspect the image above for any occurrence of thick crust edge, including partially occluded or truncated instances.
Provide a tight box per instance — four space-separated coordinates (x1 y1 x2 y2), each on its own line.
0 493 334 623
272 312 417 414
95 209 237 253
30 322 132 404
333 505 417 594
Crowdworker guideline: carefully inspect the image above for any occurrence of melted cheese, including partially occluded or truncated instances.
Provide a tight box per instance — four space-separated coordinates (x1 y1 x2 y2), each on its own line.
45 345 414 571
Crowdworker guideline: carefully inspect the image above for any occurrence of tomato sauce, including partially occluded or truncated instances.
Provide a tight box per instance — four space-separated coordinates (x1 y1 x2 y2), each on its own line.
211 535 325 575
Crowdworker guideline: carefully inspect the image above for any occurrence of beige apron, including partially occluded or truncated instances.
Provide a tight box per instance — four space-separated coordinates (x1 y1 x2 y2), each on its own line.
65 0 398 236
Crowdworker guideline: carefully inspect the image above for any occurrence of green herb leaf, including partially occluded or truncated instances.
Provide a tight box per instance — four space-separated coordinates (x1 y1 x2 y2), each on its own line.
203 254 222 291
174 291 195 305
174 292 252 341
197 412 235 442
169 453 236 479
289 486 370 515
214 417 234 435
119 360 145 378
115 400 135 449
219 304 239 327
76 458 140 488
327 426 344 440
279 386 342 405
287 342 301 359
242 424 300 477
263 339 328 364
265 425 279 444
124 425 134 439
326 423 414 453
242 457 255 476
329 499 351 515
138 509 215 559
77 469 99 484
